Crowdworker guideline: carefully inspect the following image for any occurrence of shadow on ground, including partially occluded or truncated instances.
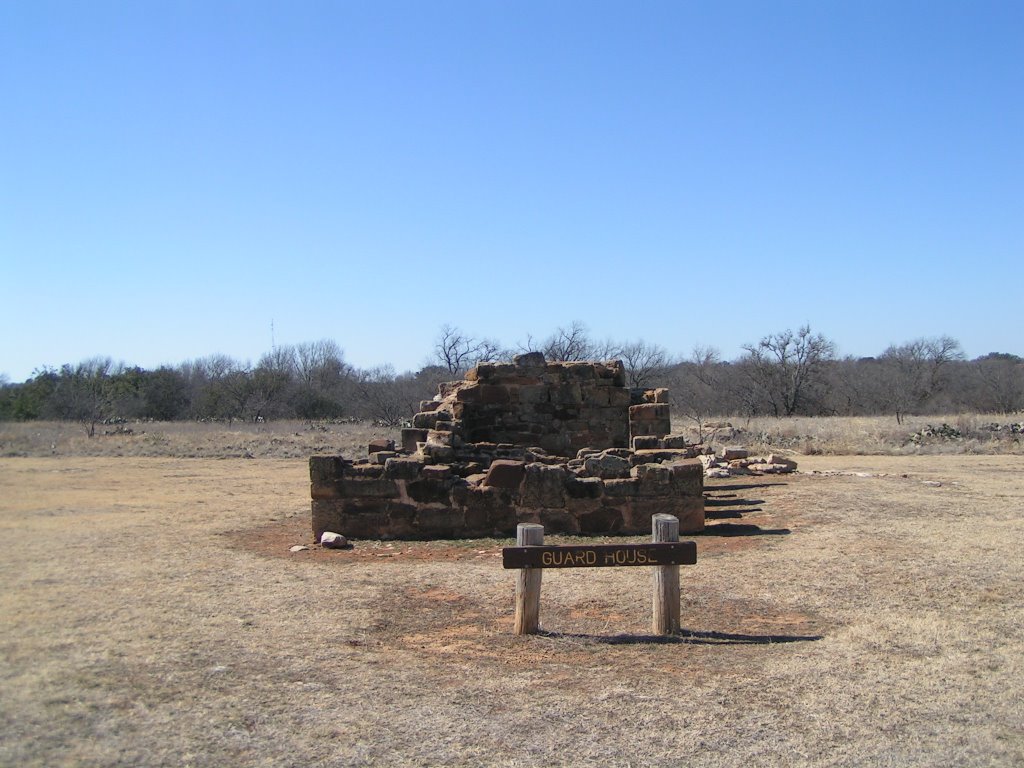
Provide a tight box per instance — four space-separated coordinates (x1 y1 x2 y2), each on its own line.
700 481 789 535
541 629 823 645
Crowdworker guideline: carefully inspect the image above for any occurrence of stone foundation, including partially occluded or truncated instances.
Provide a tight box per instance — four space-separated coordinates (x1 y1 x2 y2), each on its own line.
310 353 704 540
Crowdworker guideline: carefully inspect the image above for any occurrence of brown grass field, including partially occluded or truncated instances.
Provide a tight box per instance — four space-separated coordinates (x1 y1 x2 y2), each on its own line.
1 420 1022 766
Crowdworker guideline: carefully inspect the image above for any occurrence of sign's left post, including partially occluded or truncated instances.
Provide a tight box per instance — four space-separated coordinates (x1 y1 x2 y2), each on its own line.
513 523 545 635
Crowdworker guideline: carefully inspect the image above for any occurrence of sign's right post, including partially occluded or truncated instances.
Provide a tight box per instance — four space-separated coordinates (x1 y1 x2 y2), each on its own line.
651 513 681 635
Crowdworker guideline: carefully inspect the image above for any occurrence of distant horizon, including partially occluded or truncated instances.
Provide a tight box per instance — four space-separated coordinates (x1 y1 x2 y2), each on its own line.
2 324 1017 384
3 2 1021 384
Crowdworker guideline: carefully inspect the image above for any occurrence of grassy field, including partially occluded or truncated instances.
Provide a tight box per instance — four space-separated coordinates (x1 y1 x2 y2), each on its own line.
1 420 1023 766
1 413 1020 460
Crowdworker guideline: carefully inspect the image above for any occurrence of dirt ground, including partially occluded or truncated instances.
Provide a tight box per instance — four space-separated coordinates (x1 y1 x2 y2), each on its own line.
1 454 1022 766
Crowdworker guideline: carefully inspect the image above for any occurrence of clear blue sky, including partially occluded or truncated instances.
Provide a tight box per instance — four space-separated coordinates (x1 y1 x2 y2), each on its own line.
2 1 1021 382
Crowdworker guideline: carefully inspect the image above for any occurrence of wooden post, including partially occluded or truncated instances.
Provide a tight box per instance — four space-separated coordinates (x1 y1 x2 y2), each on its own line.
651 513 681 635
514 523 544 635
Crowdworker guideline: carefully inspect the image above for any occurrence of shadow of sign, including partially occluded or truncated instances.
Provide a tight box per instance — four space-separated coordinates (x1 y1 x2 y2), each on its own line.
540 629 823 645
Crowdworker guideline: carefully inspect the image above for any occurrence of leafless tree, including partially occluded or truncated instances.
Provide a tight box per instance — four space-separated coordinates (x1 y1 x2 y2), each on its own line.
618 339 671 388
973 353 1024 414
353 365 424 426
664 345 728 442
879 336 964 423
740 325 837 417
540 321 597 362
434 325 501 374
47 357 123 436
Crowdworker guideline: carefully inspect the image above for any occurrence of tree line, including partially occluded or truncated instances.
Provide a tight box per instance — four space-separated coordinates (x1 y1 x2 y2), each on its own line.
1 324 1021 433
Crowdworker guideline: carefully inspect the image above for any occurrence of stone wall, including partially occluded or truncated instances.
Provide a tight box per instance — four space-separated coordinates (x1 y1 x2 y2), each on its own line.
311 450 704 540
309 352 704 541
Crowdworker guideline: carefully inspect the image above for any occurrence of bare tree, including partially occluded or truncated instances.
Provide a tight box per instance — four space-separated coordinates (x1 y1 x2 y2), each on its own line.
540 321 597 362
618 339 670 388
353 365 424 426
47 357 123 436
740 325 837 417
434 325 501 374
879 336 964 423
973 353 1024 414
664 345 727 442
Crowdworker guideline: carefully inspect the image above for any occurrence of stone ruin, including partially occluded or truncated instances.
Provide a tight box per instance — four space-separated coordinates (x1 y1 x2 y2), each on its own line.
310 352 704 541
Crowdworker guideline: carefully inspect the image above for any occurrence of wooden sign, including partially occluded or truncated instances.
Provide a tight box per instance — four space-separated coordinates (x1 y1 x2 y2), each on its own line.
503 541 696 570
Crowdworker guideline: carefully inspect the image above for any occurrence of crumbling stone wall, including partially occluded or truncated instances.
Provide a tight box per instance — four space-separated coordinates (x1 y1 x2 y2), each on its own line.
404 352 633 455
310 353 704 540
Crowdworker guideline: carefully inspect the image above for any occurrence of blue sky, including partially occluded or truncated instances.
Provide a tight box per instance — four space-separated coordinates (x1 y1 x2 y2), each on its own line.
2 1 1021 382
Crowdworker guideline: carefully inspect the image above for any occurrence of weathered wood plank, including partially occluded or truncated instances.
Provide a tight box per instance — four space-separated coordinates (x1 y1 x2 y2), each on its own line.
502 541 696 570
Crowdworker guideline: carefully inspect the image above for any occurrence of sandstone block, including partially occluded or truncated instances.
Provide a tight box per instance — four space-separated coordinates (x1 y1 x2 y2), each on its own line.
421 464 452 480
565 476 604 499
668 459 704 496
406 478 454 504
367 438 395 454
479 385 510 405
630 404 670 421
513 351 546 369
577 505 624 534
413 410 446 429
631 463 671 483
426 430 453 446
632 435 662 450
602 478 640 497
383 457 424 480
382 502 418 539
482 459 527 490
344 463 384 478
584 452 631 479
401 428 429 453
340 478 400 498
608 388 632 407
369 451 398 465
661 435 689 449
521 464 567 508
720 446 750 461
649 388 670 403
630 448 696 465
415 507 466 537
309 455 350 487
517 385 548 404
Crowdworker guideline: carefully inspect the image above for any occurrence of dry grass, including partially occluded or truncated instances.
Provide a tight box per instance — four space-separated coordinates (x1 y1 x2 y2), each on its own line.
1 447 1022 766
0 420 402 460
2 414 1021 463
674 413 1024 456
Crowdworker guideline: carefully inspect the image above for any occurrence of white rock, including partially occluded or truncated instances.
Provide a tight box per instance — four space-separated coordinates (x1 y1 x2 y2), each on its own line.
765 453 798 469
720 446 749 461
706 468 731 478
320 531 349 549
289 545 309 552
